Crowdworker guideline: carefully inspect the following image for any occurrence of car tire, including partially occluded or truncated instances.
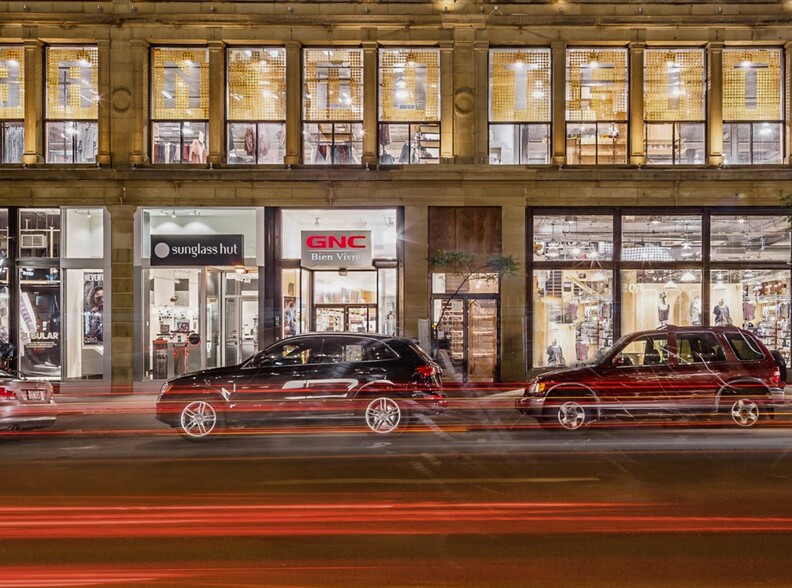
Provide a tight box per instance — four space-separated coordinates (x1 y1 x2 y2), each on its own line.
363 396 407 435
541 394 593 432
177 399 224 441
722 392 764 428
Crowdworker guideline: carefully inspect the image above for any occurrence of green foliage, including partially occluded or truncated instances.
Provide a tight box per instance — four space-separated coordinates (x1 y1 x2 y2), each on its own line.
427 249 520 279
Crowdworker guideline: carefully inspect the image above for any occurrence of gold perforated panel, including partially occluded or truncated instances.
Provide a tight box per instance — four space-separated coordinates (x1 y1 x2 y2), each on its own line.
227 48 286 121
303 48 363 121
723 48 782 121
379 48 439 122
489 49 550 122
566 48 628 122
0 47 24 120
644 49 705 122
152 47 209 120
46 46 98 120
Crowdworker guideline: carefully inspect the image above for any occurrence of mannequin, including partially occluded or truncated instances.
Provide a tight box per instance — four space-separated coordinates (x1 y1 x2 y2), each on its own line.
657 292 670 326
713 298 732 325
189 130 207 164
690 296 702 326
547 339 566 367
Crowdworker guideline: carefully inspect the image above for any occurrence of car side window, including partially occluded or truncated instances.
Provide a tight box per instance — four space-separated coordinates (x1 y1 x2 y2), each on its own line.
316 338 361 363
248 340 321 367
363 341 398 361
726 333 766 361
615 336 668 367
677 333 727 364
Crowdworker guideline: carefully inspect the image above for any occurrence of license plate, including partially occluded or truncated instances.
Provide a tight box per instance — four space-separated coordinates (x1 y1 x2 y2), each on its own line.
26 390 42 401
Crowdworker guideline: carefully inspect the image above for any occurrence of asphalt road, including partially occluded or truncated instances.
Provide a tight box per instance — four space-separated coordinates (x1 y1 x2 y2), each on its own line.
4 401 792 587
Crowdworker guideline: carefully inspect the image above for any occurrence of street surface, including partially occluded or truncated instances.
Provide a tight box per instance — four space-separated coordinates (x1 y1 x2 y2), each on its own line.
3 394 792 586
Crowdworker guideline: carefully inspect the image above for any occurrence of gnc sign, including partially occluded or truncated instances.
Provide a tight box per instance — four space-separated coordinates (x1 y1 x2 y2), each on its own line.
301 230 372 269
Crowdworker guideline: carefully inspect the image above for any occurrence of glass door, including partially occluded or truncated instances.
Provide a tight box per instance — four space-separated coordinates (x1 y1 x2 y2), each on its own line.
316 306 345 332
223 295 240 365
433 296 499 383
347 305 377 333
467 298 498 383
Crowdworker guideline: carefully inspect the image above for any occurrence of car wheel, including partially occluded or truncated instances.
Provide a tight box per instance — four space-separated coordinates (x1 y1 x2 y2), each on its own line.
178 399 223 440
542 395 593 432
364 396 405 435
725 395 762 428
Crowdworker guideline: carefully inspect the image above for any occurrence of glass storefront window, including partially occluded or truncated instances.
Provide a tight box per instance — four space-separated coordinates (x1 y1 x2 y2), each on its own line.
282 268 301 338
379 48 440 165
533 215 613 261
646 123 705 165
566 48 628 165
711 215 790 262
227 48 286 165
621 269 702 332
621 214 702 261
712 269 790 363
45 46 98 164
645 49 706 123
19 209 60 258
722 48 783 165
378 267 397 336
489 49 551 165
64 208 104 259
533 269 613 367
64 269 103 379
18 266 61 379
0 47 24 164
302 122 363 164
151 47 209 165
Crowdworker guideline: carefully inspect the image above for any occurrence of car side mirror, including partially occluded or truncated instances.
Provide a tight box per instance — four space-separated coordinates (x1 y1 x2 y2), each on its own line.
612 356 625 367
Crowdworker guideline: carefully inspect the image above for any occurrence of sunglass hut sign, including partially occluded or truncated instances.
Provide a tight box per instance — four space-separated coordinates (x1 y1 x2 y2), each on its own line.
151 235 244 266
301 231 372 268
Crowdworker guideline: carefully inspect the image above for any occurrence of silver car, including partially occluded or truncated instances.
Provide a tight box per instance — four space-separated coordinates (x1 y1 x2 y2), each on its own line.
0 374 56 432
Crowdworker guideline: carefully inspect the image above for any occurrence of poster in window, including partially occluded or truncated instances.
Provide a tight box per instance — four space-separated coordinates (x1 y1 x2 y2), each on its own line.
283 296 297 337
83 272 104 345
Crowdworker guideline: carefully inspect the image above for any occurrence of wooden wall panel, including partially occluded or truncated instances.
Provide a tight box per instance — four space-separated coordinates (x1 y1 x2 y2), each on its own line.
429 207 502 256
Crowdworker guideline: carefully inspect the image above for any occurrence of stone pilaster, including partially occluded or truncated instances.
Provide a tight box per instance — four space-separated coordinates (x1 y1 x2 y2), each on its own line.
129 40 148 165
109 205 136 394
96 39 112 166
500 205 526 383
403 206 429 340
284 41 301 166
452 31 475 164
474 41 489 164
707 42 724 166
551 40 567 166
362 41 378 167
629 42 646 166
207 41 226 166
21 40 42 165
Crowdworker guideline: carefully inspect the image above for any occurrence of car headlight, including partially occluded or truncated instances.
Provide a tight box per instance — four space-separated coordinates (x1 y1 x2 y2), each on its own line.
527 381 547 396
157 382 172 402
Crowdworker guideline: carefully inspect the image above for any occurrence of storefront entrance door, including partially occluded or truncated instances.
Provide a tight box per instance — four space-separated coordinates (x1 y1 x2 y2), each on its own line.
433 296 499 383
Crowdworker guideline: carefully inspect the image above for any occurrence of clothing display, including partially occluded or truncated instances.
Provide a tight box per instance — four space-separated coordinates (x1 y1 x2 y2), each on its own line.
657 303 670 323
547 344 566 367
244 126 255 156
3 124 23 163
690 297 702 326
713 303 732 325
743 301 756 322
576 341 589 362
189 138 207 163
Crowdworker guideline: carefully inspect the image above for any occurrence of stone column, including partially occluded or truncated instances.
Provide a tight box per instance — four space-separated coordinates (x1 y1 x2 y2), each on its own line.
707 42 724 166
284 41 301 166
474 41 489 164
500 205 526 383
403 206 429 340
785 42 792 165
551 40 567 166
96 39 112 166
453 31 476 164
21 40 43 165
109 205 136 394
629 42 646 166
207 41 226 166
361 41 378 167
439 41 454 163
129 40 148 166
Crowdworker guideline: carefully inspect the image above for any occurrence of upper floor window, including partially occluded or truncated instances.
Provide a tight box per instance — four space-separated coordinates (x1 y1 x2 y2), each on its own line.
151 47 209 164
566 48 628 165
489 48 551 165
0 47 24 164
723 48 783 165
378 48 440 165
303 48 363 165
227 47 286 165
45 46 98 164
644 48 706 165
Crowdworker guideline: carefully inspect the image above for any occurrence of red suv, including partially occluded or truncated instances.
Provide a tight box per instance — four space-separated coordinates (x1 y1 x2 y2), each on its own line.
517 326 787 431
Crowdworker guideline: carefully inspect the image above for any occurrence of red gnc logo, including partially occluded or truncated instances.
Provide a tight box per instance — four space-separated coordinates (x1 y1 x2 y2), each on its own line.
306 235 367 249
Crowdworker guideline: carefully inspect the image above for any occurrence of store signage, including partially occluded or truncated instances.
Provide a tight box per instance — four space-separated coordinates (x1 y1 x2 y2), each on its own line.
150 235 244 266
301 230 372 268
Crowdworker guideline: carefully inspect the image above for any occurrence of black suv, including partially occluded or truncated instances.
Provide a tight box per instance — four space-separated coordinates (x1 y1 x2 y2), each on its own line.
517 326 787 431
156 333 444 440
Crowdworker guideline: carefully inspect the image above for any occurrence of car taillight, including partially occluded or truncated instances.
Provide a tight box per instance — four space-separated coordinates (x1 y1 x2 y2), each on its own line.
771 366 781 387
0 387 15 399
416 365 436 379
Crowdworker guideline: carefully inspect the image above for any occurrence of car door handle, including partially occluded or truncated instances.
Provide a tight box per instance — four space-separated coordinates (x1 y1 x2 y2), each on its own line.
354 368 387 376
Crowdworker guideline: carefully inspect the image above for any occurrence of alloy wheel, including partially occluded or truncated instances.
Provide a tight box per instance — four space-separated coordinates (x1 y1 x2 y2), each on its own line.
730 398 759 427
556 401 587 431
179 400 218 439
365 397 402 434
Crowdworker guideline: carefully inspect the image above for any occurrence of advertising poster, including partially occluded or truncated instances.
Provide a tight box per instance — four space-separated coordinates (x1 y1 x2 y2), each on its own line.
83 272 104 345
